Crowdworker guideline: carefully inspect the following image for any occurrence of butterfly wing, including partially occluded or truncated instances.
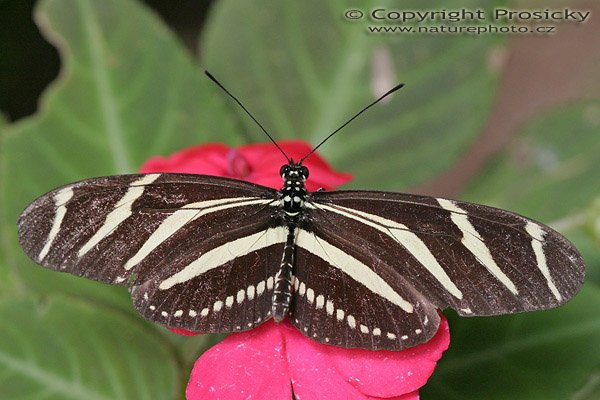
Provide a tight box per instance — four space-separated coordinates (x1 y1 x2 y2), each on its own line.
291 225 440 350
18 173 285 332
290 190 585 350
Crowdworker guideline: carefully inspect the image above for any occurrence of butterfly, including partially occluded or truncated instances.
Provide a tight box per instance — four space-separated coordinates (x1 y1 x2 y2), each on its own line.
17 72 585 351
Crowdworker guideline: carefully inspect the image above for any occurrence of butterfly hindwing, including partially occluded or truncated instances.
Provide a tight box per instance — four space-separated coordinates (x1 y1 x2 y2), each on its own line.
130 223 286 333
290 226 440 350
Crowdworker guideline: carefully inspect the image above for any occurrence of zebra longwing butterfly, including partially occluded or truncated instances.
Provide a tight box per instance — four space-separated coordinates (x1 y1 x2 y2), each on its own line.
17 74 585 351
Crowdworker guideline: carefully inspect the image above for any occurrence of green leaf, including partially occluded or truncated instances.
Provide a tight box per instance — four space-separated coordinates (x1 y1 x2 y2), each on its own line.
572 370 600 400
568 228 600 286
464 102 600 221
164 331 226 368
0 1 240 395
464 102 600 284
585 195 600 246
446 100 600 400
423 285 600 400
0 295 179 400
202 0 502 190
1 0 239 307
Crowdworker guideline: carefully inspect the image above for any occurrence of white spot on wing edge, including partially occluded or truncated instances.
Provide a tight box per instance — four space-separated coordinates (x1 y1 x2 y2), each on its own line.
325 300 334 315
306 288 315 304
39 187 74 260
256 280 266 296
298 282 306 296
437 198 519 295
315 295 325 309
247 284 256 300
347 315 356 329
525 221 562 301
237 289 246 304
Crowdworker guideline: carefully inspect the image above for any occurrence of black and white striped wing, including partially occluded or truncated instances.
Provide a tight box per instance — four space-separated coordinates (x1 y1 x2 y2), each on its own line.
291 191 585 350
17 173 283 333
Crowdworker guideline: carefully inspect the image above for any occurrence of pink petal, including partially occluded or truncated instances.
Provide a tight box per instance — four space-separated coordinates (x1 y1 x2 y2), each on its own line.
140 143 230 176
139 140 352 191
238 140 312 165
169 328 200 336
283 323 370 400
189 317 448 399
186 321 292 400
238 140 352 190
324 315 449 398
371 392 419 400
284 316 449 399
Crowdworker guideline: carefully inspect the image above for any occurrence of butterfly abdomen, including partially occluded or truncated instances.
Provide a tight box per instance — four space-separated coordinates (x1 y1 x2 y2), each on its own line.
272 225 297 322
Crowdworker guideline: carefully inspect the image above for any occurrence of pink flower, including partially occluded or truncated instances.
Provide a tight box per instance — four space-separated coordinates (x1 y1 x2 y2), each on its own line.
140 140 352 337
140 141 450 399
141 140 351 191
187 317 449 400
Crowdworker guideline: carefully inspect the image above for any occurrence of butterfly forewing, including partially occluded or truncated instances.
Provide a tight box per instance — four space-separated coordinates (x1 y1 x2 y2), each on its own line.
18 173 283 332
307 191 585 318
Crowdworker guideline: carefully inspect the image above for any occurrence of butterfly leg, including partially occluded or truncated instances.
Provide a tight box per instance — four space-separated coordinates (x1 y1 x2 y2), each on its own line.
272 223 297 322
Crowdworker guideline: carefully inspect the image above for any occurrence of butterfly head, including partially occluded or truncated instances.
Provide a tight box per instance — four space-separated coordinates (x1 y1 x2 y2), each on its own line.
279 162 309 182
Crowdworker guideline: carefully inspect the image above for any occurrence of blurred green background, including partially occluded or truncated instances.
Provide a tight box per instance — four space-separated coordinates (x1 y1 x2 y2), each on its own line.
1 0 599 399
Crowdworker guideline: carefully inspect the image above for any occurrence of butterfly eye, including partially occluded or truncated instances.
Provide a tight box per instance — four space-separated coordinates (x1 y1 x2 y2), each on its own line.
280 165 290 177
300 166 309 179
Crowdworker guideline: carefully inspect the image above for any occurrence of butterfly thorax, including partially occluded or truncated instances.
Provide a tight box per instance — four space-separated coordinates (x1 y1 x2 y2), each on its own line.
279 163 308 219
272 162 309 322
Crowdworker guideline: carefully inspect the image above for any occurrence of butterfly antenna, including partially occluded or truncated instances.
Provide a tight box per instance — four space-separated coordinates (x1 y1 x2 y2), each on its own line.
204 70 291 163
300 83 405 163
